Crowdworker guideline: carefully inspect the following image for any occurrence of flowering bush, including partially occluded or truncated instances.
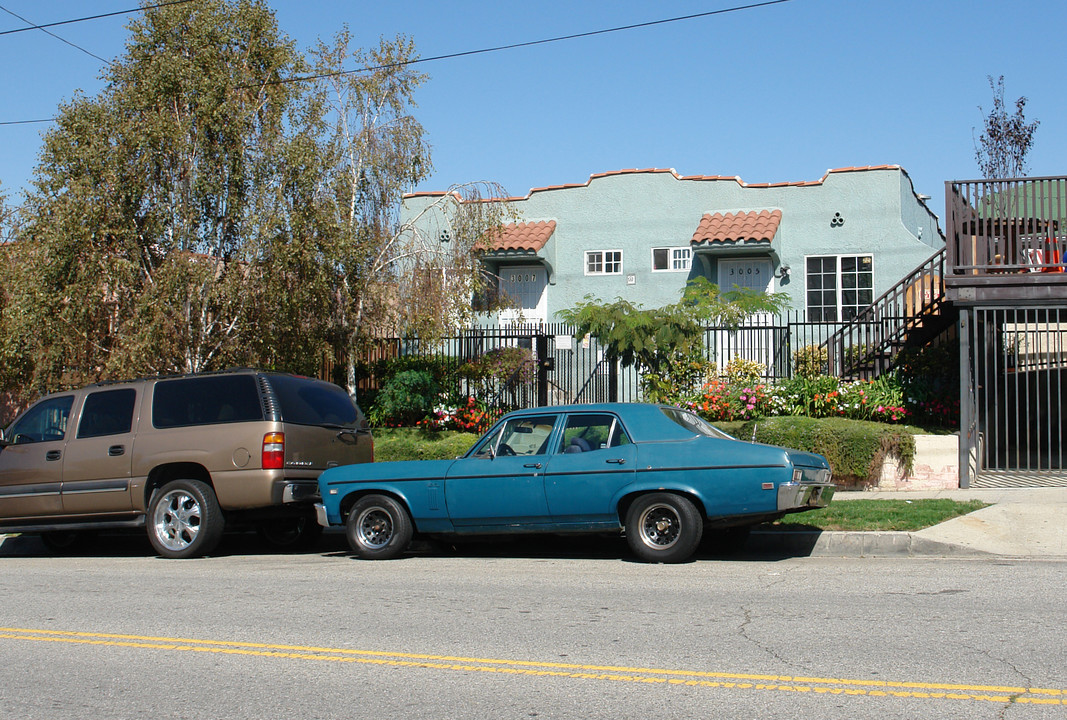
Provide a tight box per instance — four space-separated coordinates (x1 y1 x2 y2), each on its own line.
418 396 498 434
683 371 915 425
688 380 770 422
872 405 908 423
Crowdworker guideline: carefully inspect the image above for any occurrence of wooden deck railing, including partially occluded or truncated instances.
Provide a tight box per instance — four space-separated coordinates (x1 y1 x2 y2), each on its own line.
944 177 1067 302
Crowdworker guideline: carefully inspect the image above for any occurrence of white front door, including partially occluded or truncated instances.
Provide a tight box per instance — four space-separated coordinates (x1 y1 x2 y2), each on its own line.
498 265 547 326
715 258 773 371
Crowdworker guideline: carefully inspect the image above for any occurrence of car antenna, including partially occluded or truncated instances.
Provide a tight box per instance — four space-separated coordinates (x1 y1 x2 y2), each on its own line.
750 423 758 443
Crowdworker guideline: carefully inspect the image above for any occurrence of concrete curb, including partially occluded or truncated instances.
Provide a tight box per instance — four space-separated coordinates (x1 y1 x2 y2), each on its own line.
748 529 992 558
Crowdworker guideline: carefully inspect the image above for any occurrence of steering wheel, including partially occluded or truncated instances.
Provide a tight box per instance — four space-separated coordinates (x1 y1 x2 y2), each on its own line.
497 443 516 456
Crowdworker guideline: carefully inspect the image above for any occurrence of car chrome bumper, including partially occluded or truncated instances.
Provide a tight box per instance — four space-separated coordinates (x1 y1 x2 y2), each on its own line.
777 482 835 511
313 502 330 528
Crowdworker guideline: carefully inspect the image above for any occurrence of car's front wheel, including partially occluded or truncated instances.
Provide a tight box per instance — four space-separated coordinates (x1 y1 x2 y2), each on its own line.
148 479 225 559
345 495 413 560
625 493 703 563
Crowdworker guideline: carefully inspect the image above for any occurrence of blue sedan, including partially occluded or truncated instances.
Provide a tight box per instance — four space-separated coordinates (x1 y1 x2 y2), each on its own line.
315 403 834 563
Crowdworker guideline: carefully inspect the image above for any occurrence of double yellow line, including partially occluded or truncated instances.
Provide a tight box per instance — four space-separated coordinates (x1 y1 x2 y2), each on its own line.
1 627 1063 706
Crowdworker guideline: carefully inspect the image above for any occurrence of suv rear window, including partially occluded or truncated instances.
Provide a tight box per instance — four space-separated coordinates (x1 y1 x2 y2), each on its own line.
267 375 358 427
153 375 263 428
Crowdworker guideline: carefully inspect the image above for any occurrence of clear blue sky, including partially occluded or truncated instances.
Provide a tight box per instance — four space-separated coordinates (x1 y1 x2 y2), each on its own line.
1 0 1064 219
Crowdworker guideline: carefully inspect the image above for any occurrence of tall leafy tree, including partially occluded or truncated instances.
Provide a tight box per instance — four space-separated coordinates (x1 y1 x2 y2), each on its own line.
304 31 514 391
7 0 299 396
557 278 789 402
974 75 1039 179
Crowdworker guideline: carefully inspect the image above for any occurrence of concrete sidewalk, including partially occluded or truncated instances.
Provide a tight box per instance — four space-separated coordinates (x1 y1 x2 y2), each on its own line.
751 487 1067 559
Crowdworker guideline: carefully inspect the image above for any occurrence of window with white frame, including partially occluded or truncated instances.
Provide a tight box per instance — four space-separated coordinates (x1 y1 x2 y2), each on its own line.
585 250 623 275
805 254 873 321
651 247 691 272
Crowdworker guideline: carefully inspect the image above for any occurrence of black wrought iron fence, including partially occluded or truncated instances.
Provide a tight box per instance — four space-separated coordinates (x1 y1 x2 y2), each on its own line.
338 312 881 416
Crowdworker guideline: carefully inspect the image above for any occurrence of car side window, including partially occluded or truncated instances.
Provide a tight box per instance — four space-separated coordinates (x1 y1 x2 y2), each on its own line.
6 395 75 444
153 375 263 428
473 415 557 457
558 414 630 454
77 388 137 439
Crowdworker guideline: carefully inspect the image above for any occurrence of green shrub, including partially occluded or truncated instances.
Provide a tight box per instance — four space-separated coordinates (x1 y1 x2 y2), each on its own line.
373 428 480 462
792 345 828 380
895 341 960 427
722 357 764 386
718 415 915 488
368 369 441 427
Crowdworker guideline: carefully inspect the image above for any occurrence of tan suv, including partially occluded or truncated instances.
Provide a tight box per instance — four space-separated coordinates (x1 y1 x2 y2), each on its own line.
0 370 372 558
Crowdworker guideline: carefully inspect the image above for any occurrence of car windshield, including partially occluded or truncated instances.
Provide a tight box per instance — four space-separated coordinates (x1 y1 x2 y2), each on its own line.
660 406 735 439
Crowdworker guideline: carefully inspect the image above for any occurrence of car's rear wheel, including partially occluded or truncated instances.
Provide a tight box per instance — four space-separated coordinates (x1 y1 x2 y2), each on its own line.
346 495 412 560
148 479 225 559
625 493 703 563
257 512 323 552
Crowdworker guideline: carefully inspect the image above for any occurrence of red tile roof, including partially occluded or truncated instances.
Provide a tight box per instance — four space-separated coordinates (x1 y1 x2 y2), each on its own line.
690 209 782 245
477 220 556 252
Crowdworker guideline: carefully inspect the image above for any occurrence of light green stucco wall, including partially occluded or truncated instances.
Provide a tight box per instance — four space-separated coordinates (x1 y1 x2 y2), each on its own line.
402 167 944 322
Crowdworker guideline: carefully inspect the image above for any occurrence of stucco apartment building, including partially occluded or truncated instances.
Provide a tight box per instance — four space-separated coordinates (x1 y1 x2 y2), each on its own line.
403 165 944 325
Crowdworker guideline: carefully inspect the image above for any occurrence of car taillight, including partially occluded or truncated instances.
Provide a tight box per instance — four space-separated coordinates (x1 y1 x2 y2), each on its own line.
262 432 285 469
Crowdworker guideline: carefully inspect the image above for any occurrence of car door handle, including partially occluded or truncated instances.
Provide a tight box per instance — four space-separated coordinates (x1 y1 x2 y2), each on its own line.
46 450 62 461
606 458 626 465
523 462 542 469
108 445 126 457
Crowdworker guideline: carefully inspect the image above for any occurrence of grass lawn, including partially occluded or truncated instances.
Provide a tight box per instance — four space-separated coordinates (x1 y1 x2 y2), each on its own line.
767 499 988 532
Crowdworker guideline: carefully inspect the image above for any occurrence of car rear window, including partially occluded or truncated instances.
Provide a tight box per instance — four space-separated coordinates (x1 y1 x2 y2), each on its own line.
153 375 263 428
267 375 359 427
660 406 734 439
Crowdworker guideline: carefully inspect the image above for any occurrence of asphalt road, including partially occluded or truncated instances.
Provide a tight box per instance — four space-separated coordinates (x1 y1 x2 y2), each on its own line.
0 532 1064 719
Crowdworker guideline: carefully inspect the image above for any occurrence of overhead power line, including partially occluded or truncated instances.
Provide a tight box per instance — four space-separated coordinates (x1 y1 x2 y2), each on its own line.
1 0 796 126
0 3 111 64
264 0 796 88
0 0 195 37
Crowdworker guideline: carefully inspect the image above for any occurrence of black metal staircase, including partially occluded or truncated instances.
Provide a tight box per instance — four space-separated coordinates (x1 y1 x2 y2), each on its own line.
823 248 955 379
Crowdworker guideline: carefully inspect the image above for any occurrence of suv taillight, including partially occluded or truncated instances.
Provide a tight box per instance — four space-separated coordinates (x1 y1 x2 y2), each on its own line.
262 432 285 469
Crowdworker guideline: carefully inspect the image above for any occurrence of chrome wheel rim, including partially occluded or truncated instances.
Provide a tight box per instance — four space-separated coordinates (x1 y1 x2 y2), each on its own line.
152 489 202 552
355 507 393 549
637 503 681 550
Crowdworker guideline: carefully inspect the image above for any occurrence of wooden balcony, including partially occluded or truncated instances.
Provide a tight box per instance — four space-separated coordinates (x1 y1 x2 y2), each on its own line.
944 176 1067 305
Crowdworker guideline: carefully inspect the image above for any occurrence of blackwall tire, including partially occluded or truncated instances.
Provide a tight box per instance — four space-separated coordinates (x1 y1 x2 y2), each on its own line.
345 495 413 560
148 479 225 559
625 492 703 563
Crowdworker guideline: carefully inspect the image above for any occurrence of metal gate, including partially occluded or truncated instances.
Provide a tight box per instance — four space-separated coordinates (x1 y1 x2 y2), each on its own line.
962 306 1067 487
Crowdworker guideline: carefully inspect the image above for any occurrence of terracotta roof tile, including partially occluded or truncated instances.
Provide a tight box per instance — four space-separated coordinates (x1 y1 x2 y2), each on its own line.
405 166 911 203
690 209 782 245
477 220 556 253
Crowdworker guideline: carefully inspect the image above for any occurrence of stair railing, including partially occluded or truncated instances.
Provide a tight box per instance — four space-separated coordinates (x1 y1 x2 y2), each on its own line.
823 248 947 379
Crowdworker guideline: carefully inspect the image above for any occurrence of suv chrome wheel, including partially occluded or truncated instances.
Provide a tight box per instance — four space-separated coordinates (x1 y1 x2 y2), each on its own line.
148 479 224 559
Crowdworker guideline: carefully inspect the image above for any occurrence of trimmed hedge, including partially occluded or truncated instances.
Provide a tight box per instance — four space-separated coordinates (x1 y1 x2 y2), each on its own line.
716 416 915 487
373 428 479 462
